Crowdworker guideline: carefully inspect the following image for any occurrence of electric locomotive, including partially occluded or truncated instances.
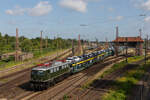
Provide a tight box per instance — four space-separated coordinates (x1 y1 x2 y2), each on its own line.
30 61 71 90
30 47 116 90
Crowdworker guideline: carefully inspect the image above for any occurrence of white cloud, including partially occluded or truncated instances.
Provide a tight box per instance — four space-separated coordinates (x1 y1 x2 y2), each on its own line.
116 16 123 21
109 16 124 21
5 1 52 16
130 0 145 9
132 0 150 11
28 1 52 16
141 0 150 11
144 16 150 22
59 0 87 13
5 6 26 15
108 7 114 12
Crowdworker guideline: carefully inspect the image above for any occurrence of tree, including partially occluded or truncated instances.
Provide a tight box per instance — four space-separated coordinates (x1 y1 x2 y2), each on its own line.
4 34 9 44
20 38 33 52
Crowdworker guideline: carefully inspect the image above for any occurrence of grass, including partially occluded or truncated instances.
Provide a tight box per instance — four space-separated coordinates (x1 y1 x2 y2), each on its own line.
63 94 70 100
0 78 9 83
100 61 127 78
0 48 69 71
0 61 24 70
81 56 145 89
82 60 126 89
102 62 150 100
127 56 144 63
103 90 126 100
101 56 145 78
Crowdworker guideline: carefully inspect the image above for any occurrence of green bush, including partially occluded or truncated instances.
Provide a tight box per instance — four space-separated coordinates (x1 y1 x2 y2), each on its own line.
63 94 70 100
103 90 126 100
103 63 150 100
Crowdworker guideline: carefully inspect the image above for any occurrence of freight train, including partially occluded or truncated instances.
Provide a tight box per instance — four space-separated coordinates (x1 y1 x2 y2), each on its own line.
30 47 123 90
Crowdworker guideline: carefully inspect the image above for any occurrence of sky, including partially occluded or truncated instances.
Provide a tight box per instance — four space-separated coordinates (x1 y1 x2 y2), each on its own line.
0 0 150 41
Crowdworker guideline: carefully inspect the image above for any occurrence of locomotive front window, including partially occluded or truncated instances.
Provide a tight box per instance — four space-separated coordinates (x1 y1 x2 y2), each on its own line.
31 70 45 76
38 70 44 75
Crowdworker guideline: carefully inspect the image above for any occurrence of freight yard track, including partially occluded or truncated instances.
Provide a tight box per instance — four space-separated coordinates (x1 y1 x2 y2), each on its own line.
17 56 125 100
0 49 73 100
0 46 96 100
76 58 150 100
0 50 71 83
77 64 137 100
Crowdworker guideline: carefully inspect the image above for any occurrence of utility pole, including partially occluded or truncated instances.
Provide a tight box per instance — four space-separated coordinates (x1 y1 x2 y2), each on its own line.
46 36 48 49
139 29 142 38
145 38 147 64
105 37 108 49
72 39 74 56
147 35 149 50
82 39 85 55
15 28 19 62
145 35 148 64
56 34 59 58
78 34 81 54
95 38 98 48
115 26 119 56
138 29 142 56
40 30 43 53
126 37 128 63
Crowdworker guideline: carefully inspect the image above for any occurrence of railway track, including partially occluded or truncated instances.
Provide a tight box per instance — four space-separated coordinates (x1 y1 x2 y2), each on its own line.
78 58 150 100
65 57 126 100
0 46 88 100
14 73 85 100
0 48 127 100
0 49 74 99
18 56 125 100
78 64 136 100
0 49 72 82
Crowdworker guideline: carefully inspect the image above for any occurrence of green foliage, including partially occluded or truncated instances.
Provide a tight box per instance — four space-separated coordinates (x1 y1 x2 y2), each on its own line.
0 33 74 59
0 34 15 54
101 56 144 78
102 63 150 100
0 60 22 70
0 33 74 54
2 56 14 62
101 61 127 78
128 56 144 63
63 94 70 100
103 90 126 100
0 33 75 70
20 38 33 52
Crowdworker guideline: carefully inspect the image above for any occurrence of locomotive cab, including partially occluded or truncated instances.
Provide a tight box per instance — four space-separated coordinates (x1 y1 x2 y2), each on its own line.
31 69 48 82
